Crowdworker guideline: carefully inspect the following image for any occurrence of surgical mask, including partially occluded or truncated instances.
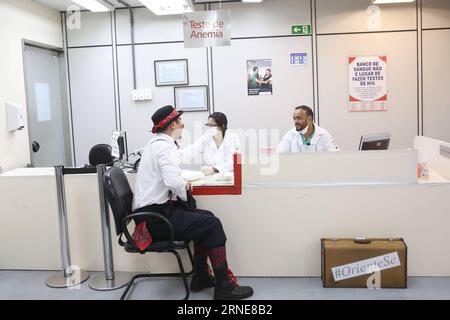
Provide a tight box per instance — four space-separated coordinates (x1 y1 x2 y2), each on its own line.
206 126 218 137
299 125 308 135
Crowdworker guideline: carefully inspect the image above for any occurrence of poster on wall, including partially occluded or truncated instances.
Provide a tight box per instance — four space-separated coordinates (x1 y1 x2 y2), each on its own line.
247 59 272 96
348 56 387 112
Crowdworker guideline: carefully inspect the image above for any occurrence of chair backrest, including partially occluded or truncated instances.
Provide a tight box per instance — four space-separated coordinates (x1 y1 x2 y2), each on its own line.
89 144 114 166
103 166 133 236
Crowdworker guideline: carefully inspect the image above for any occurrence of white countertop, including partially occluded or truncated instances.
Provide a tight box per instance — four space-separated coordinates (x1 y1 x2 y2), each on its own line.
191 173 234 186
0 167 55 177
417 169 450 184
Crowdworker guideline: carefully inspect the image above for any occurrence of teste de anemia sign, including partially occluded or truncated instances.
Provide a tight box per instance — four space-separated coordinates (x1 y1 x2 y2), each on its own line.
348 56 387 112
182 10 231 48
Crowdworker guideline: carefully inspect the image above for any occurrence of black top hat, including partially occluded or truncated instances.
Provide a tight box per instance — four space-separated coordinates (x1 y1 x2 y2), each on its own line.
151 105 183 133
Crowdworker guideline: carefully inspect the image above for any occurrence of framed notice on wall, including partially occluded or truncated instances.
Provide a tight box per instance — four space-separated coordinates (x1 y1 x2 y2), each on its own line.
174 85 209 112
154 59 189 86
348 56 387 112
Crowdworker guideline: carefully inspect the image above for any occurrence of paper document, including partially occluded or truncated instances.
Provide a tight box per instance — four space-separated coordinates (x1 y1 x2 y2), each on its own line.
181 170 205 182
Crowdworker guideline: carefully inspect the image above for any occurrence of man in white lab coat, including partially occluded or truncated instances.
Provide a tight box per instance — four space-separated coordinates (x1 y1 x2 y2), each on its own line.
277 105 339 153
132 105 253 300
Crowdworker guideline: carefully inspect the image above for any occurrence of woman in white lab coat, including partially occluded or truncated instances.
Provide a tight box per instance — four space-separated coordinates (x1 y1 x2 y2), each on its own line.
180 112 240 175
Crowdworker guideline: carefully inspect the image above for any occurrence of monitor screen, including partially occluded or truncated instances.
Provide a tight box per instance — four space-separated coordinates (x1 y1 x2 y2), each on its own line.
359 133 390 151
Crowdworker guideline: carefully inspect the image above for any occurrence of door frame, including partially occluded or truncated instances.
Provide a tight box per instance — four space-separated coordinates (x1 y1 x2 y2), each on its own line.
21 39 74 166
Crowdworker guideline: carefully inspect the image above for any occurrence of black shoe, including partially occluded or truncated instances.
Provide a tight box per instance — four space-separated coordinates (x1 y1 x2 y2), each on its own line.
190 272 215 292
190 264 215 292
213 267 254 300
214 283 254 300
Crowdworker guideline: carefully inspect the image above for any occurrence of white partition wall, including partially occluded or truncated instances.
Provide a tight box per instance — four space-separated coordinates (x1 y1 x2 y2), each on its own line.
58 0 450 163
66 11 112 47
68 47 116 166
66 11 116 165
315 0 420 150
117 43 210 154
422 0 450 142
317 32 418 150
211 0 311 38
210 0 313 144
422 0 450 29
316 0 417 34
115 5 205 44
422 30 450 142
212 36 313 135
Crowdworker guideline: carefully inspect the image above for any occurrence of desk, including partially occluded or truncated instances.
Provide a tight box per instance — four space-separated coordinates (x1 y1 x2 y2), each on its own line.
1 139 450 276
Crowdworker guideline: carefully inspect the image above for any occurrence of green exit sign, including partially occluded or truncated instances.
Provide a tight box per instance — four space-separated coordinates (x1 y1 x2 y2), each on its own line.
291 24 311 35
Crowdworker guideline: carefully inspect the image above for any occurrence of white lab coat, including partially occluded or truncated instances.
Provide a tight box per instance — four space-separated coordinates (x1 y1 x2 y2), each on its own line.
132 133 187 211
276 124 339 153
179 131 240 173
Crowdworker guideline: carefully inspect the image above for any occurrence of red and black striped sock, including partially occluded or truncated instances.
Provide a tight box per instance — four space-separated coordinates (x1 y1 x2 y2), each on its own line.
207 246 227 267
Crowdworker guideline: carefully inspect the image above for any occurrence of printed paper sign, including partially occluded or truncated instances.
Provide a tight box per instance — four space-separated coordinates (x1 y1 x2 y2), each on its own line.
182 10 231 48
348 55 387 112
290 53 307 65
111 131 121 158
331 251 401 282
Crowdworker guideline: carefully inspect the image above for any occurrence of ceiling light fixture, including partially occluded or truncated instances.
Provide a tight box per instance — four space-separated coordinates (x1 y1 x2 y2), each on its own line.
72 0 114 12
138 0 194 16
372 0 415 4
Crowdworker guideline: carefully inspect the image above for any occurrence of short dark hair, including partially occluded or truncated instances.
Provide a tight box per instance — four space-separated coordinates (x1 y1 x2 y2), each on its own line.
295 105 314 119
253 66 258 72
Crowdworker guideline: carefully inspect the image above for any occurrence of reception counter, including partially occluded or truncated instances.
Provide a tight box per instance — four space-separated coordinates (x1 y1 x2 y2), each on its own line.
1 136 450 277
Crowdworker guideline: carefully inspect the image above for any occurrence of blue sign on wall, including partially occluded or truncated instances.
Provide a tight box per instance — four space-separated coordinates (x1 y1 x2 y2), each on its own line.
290 53 307 65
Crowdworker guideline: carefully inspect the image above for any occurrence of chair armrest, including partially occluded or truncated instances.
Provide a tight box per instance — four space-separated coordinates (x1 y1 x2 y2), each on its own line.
122 212 175 246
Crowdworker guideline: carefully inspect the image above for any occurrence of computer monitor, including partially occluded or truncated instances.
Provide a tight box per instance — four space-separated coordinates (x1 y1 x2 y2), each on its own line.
358 133 390 151
111 131 128 160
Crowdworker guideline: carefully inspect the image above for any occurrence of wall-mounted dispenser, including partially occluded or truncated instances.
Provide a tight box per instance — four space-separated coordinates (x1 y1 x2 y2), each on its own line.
6 102 25 132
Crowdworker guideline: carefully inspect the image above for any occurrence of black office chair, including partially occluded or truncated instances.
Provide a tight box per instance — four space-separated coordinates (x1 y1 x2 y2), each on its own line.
89 144 114 166
103 166 194 300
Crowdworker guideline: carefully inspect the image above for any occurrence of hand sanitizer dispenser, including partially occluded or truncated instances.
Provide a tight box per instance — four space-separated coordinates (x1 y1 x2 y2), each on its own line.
6 102 25 132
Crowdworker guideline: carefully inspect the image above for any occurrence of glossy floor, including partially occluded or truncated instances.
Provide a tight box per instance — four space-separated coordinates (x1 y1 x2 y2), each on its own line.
1 271 449 300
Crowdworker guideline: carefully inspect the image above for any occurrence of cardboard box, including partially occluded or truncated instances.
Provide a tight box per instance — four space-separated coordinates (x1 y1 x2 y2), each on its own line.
321 238 407 288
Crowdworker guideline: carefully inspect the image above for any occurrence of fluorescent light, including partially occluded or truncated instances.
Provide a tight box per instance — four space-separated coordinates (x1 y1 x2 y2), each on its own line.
372 0 414 4
242 0 264 3
138 0 194 15
72 0 114 12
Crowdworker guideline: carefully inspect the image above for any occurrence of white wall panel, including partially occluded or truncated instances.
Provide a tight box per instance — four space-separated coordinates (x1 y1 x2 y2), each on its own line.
212 36 313 145
422 0 450 29
316 0 416 34
317 32 418 150
211 0 310 38
115 4 206 45
67 11 112 47
422 29 450 142
68 47 116 165
117 43 209 153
